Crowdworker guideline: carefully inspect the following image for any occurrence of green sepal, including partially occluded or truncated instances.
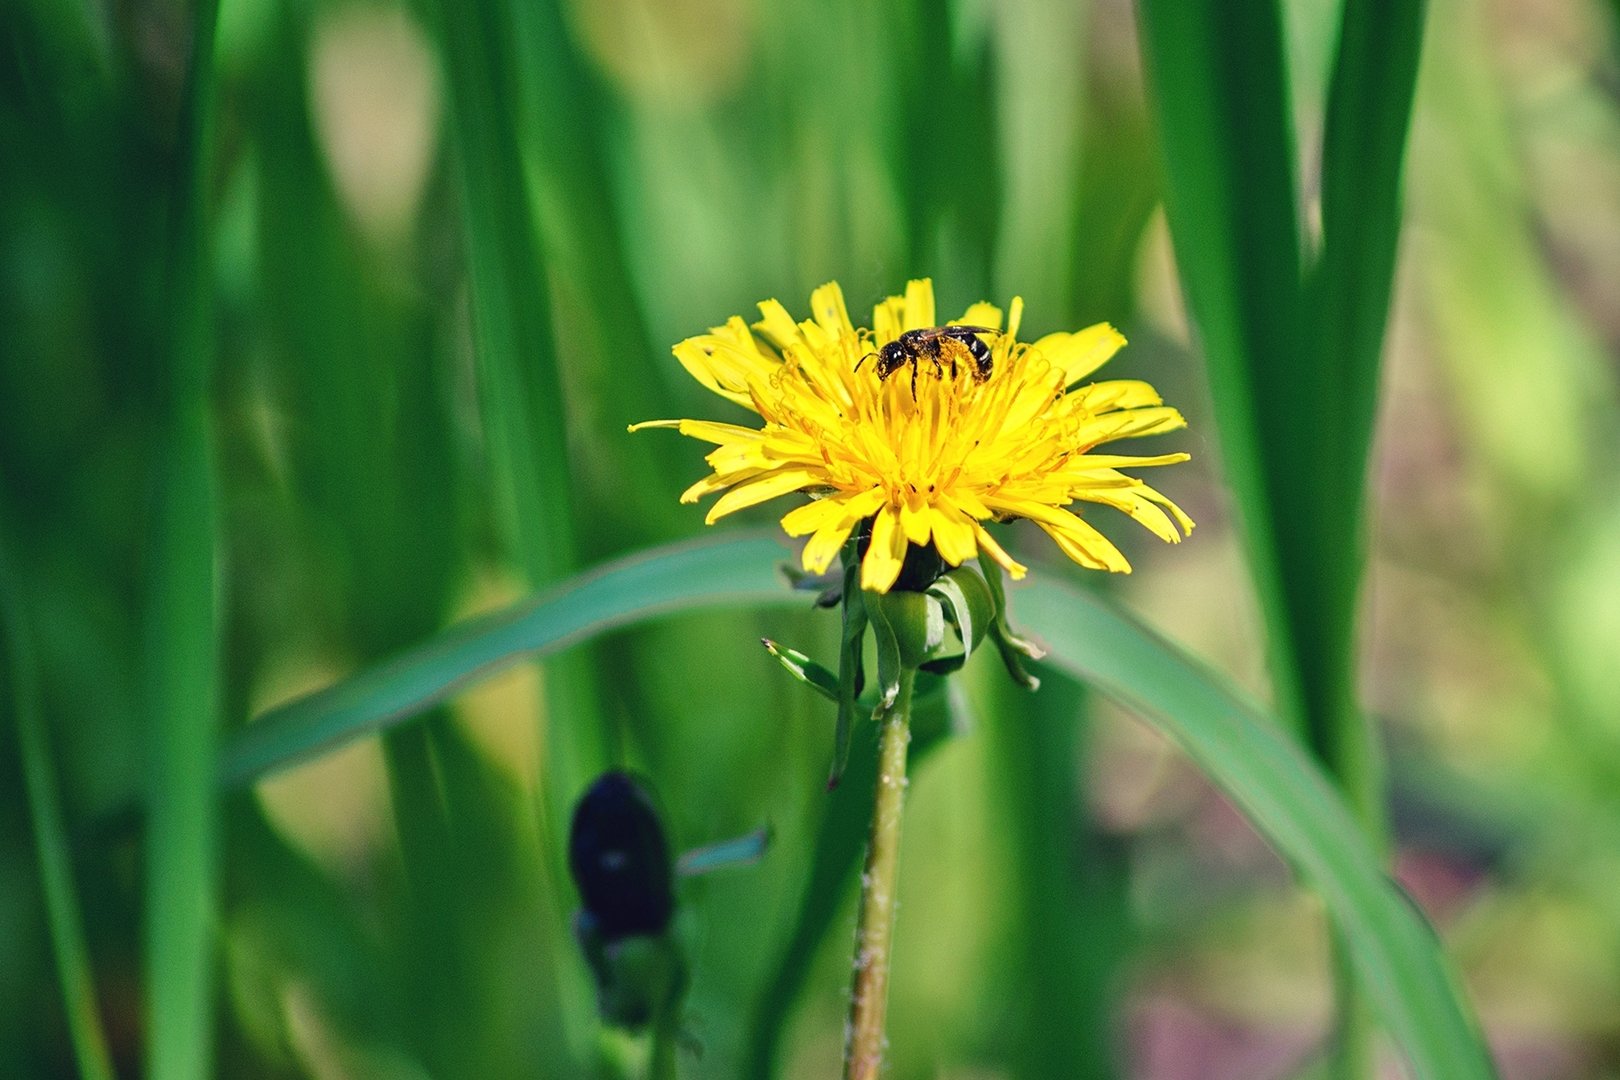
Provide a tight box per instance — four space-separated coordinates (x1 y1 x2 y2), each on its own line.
866 587 949 671
761 638 838 702
927 566 993 657
829 544 870 789
574 921 688 1033
917 652 968 676
976 553 1046 691
862 587 905 714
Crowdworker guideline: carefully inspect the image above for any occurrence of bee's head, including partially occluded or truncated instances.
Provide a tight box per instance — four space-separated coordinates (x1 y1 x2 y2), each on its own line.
875 340 907 378
855 340 904 378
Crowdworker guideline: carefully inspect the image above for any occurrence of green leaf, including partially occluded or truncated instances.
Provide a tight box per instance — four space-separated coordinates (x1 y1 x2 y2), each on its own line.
224 532 797 787
425 0 574 585
976 673 1124 1080
1138 0 1425 803
1015 579 1495 1080
506 0 687 544
1315 0 1427 524
145 409 221 1080
1303 6 1429 1065
1138 7 1428 1062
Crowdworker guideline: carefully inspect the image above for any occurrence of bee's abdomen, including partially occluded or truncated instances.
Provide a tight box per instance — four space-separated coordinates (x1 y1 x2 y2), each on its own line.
962 336 993 381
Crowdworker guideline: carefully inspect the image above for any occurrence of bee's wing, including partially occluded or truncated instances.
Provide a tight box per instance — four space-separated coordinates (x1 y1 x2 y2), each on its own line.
945 324 1000 336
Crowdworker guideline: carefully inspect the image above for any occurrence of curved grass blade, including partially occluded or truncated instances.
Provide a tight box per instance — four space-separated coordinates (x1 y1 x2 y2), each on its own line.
229 532 1493 1076
223 532 799 787
1015 579 1495 1080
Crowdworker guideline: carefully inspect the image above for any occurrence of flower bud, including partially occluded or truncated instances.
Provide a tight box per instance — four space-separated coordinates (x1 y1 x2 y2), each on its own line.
866 587 949 669
568 771 675 942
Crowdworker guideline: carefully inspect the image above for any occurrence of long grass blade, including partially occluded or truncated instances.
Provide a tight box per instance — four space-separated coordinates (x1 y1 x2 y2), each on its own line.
1307 5 1430 1070
427 0 575 583
1136 0 1309 733
145 322 221 1080
1314 0 1428 525
145 0 222 1076
1138 4 1428 1067
1303 0 1428 814
506 0 686 544
422 0 615 907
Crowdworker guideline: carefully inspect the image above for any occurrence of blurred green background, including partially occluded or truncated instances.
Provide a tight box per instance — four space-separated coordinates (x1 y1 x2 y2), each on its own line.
4 0 1620 1076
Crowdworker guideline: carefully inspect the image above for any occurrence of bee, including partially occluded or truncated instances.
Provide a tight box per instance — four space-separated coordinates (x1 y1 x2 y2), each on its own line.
856 325 999 394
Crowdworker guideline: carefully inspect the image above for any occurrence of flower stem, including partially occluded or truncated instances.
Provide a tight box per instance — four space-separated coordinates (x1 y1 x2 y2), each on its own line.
649 1015 678 1080
843 666 917 1080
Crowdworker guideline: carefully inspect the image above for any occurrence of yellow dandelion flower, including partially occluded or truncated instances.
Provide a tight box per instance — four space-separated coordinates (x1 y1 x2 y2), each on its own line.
632 279 1193 594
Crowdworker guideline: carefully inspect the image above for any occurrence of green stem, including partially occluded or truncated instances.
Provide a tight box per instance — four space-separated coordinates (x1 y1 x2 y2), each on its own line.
843 667 917 1080
649 1009 679 1080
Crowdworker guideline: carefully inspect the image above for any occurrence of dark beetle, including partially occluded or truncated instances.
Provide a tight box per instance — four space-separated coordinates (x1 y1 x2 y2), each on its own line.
856 325 998 394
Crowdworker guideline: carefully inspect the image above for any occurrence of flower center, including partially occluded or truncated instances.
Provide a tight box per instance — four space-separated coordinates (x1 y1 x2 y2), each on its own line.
763 332 1075 504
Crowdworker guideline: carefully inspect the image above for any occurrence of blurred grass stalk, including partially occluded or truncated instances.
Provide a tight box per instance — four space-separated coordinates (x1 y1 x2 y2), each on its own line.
978 671 1127 1080
144 0 223 1076
425 0 610 1065
508 0 688 548
1 532 116 1080
1139 0 1426 1073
